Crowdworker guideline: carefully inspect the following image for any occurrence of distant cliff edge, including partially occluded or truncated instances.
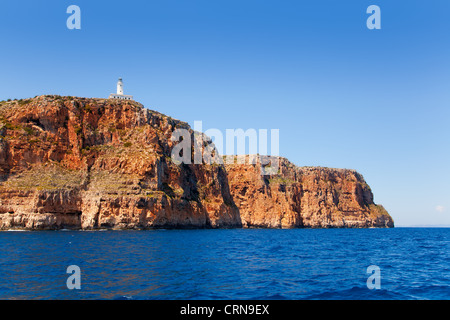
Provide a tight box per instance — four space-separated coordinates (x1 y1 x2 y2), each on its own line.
0 96 393 230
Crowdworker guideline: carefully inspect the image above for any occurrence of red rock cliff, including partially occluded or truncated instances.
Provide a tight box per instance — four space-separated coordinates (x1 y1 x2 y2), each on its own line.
0 96 393 229
225 156 393 228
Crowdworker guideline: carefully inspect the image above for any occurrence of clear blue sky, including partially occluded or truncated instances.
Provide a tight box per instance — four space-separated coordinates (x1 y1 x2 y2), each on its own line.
1 0 449 226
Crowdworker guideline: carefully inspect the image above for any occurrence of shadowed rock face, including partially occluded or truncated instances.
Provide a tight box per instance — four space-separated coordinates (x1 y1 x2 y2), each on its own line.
0 96 393 230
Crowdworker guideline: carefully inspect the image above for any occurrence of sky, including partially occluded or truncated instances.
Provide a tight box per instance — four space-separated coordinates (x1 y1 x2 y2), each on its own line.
1 0 449 226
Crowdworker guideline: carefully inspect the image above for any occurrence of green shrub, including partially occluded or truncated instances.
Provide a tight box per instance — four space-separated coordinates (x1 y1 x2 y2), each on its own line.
23 126 34 135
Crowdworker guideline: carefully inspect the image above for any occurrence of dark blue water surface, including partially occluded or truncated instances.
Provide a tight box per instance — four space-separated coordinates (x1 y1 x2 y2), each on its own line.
0 228 449 300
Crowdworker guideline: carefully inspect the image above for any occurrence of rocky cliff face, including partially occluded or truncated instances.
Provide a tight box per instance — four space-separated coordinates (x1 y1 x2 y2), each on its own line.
225 156 393 228
0 96 393 230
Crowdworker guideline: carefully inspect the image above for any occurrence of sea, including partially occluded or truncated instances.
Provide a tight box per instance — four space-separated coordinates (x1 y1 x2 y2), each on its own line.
0 228 448 300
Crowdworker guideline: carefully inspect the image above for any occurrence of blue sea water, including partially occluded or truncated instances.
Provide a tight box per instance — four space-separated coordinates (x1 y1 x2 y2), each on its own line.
0 228 448 300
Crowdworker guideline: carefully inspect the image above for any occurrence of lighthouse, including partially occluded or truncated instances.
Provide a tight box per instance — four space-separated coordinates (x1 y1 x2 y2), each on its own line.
117 78 124 95
109 78 133 100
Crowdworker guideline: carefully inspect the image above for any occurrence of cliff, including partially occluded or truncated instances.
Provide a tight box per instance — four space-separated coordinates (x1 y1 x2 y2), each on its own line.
0 96 393 230
225 156 393 228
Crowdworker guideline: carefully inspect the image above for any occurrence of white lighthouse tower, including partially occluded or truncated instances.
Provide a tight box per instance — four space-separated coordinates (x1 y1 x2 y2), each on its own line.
109 77 133 100
117 78 124 95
